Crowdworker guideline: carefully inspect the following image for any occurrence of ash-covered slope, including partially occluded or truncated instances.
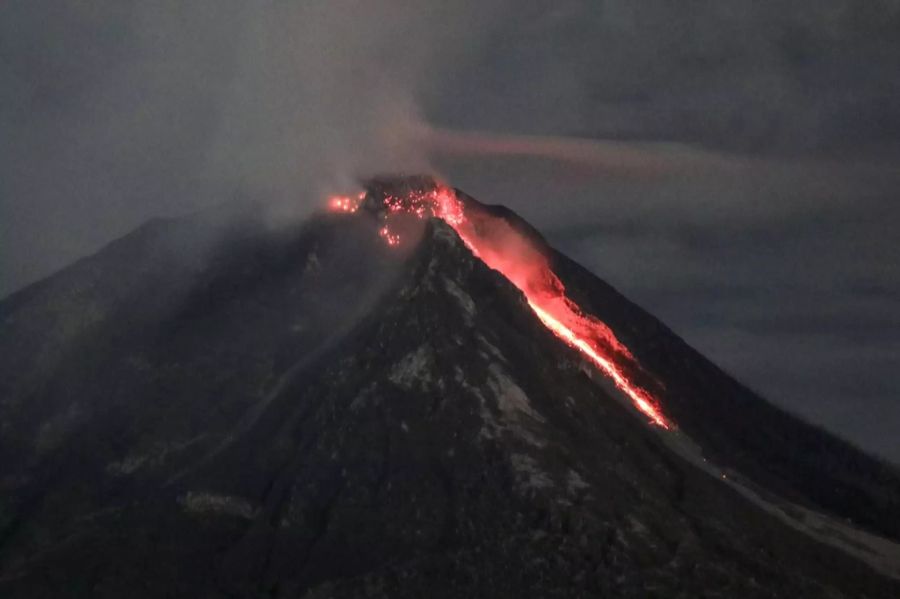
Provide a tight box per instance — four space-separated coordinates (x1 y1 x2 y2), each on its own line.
467 193 900 543
0 186 899 598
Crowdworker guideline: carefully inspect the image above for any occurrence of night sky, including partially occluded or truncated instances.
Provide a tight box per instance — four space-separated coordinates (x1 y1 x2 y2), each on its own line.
1 2 898 460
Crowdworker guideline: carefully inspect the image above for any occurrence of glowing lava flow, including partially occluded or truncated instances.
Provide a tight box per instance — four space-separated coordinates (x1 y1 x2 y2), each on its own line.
327 184 671 429
528 303 668 428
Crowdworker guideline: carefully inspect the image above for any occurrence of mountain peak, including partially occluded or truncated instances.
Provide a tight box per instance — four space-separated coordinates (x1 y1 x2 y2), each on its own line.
1 180 899 597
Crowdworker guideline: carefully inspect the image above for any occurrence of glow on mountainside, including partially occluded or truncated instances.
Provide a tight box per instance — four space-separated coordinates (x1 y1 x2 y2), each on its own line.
327 184 671 429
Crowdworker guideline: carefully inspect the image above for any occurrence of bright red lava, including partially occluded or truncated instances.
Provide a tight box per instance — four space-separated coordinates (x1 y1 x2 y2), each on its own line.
327 185 671 429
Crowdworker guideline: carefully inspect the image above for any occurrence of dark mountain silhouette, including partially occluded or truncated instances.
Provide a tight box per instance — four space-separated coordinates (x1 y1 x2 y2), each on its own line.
1 179 898 598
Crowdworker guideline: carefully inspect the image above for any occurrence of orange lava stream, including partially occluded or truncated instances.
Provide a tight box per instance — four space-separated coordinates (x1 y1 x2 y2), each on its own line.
327 186 671 429
528 303 669 428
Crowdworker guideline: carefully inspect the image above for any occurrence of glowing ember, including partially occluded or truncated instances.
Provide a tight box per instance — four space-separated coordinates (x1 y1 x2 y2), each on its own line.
327 193 363 213
379 226 401 246
327 181 671 429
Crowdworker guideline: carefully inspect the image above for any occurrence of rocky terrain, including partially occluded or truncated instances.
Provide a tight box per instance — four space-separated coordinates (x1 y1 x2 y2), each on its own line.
1 183 899 597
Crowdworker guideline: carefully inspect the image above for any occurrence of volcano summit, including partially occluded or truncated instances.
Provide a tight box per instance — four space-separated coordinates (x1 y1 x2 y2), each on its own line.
0 177 899 597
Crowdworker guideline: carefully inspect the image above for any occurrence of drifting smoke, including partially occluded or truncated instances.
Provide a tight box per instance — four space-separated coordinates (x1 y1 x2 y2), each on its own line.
0 1 504 295
4 0 765 317
2 0 790 298
418 124 747 179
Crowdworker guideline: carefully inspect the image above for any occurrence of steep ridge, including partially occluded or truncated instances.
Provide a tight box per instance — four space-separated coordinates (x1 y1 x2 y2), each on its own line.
460 189 900 544
0 187 898 597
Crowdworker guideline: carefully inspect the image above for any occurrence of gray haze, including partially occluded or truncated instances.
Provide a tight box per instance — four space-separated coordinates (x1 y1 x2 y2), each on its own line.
1 1 898 460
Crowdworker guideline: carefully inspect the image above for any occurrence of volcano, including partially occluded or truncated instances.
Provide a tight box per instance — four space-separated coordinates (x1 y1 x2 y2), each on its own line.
1 177 899 598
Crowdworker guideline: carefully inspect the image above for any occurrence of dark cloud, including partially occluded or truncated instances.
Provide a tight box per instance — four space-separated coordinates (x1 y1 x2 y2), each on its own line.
431 0 900 153
1 1 898 460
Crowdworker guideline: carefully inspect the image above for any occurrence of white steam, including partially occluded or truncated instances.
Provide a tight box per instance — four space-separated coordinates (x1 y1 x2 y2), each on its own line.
197 0 508 218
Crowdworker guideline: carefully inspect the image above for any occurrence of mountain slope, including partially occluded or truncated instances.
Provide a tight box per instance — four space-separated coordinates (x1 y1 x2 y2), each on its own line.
477 196 900 542
0 183 898 597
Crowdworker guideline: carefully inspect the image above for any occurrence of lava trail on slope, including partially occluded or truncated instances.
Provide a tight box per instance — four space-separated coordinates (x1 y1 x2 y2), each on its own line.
328 176 670 429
